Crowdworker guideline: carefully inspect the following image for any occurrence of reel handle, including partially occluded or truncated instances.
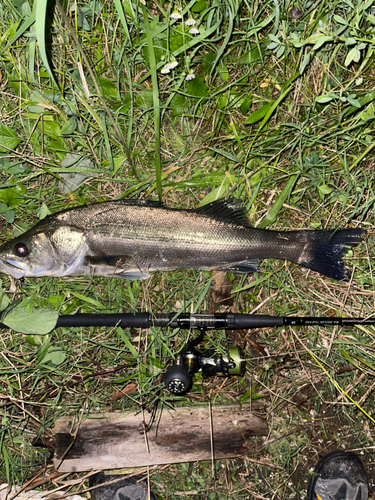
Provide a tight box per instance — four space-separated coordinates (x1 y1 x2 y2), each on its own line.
164 360 192 395
164 342 245 395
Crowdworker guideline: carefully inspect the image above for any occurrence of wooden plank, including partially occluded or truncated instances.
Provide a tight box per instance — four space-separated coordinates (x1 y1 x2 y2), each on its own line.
54 405 267 472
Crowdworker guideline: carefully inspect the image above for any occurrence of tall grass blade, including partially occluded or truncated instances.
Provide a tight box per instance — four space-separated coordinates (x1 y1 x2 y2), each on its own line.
101 113 114 171
2 11 36 52
141 4 162 200
113 0 131 43
35 0 58 86
249 72 300 149
258 174 299 228
211 0 239 73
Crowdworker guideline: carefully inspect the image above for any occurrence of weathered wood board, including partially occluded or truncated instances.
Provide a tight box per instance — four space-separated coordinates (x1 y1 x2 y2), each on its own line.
54 405 267 472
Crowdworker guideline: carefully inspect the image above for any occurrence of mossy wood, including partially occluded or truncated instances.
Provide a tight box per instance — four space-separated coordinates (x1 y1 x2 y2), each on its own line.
54 405 267 471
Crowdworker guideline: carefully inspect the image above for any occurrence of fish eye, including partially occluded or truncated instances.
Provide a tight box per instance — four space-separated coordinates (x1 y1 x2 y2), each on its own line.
14 243 29 257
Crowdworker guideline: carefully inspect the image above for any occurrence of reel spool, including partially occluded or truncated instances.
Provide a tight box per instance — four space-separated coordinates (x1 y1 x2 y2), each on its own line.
164 333 245 395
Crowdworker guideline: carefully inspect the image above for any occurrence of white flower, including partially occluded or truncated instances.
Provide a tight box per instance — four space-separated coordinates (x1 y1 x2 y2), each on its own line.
185 72 195 81
160 60 178 74
186 18 196 26
170 10 182 19
189 27 200 35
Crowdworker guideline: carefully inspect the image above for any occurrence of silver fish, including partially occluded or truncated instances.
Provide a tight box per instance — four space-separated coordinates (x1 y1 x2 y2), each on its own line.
0 198 365 281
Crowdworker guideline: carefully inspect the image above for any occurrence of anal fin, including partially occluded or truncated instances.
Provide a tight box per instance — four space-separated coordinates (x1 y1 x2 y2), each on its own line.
219 259 259 274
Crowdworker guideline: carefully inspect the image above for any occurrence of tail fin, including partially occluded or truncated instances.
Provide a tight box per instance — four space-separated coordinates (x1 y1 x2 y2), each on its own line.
298 229 365 280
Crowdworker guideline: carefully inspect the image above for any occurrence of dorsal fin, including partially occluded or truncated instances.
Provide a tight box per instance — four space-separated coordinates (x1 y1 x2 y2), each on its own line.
116 199 164 207
194 198 252 227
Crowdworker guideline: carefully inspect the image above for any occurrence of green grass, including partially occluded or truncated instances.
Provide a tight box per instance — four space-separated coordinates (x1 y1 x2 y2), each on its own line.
1 0 375 497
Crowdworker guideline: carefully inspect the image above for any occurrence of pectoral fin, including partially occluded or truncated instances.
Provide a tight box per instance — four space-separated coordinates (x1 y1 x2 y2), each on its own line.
84 255 131 266
84 255 150 280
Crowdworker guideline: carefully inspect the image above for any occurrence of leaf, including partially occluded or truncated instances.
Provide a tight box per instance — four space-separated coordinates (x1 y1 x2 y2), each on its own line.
41 346 66 365
69 291 107 310
13 222 30 237
2 307 58 335
0 290 10 312
300 33 331 45
361 0 373 12
218 61 230 81
0 203 8 214
0 122 22 152
316 95 334 104
239 94 252 114
61 116 77 135
113 155 126 174
268 34 280 43
39 202 51 219
347 96 361 108
267 41 279 50
135 90 154 109
192 0 208 13
37 121 62 143
276 45 285 58
169 93 188 117
300 53 311 74
98 76 121 100
117 327 138 358
58 154 93 194
208 147 240 163
211 271 233 306
198 178 232 206
186 76 209 98
334 14 348 24
312 35 333 51
318 184 333 195
258 174 299 228
242 44 262 65
245 102 273 124
345 46 361 66
121 0 135 19
35 0 57 86
0 185 27 207
149 357 164 375
4 210 14 224
2 11 36 52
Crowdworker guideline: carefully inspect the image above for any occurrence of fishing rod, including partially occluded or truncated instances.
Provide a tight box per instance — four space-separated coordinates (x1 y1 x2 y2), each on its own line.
5 312 372 330
4 311 372 395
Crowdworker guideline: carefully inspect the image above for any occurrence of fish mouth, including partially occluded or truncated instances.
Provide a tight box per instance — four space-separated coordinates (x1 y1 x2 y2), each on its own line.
0 259 26 279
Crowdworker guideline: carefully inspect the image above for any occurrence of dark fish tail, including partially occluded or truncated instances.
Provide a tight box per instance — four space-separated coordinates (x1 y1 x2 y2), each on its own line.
296 229 365 280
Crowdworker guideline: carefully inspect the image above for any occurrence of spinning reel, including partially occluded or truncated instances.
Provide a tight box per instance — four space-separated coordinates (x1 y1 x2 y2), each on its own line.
164 331 245 395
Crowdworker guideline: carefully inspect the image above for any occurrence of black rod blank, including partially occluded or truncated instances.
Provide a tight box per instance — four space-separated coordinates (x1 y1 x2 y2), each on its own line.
0 312 372 331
